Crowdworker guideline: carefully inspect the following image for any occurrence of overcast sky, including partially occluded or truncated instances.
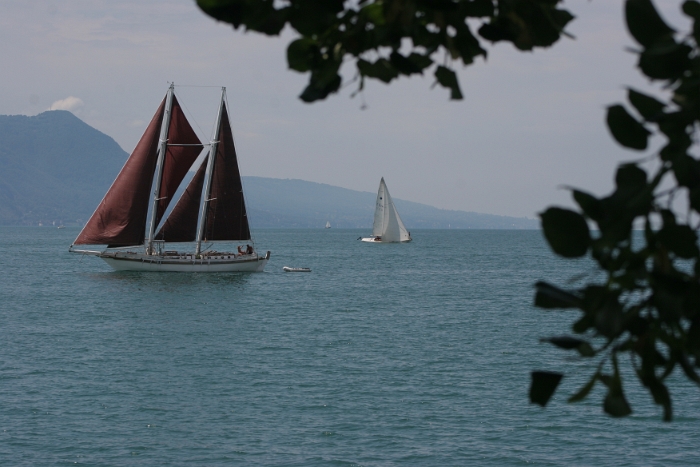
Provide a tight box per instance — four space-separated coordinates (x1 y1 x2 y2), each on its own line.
0 1 688 218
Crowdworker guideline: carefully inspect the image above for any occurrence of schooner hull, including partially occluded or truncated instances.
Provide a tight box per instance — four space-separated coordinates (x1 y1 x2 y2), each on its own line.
100 253 269 272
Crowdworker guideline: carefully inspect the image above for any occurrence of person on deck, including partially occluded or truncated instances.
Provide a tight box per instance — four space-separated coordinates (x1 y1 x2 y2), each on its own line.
237 245 245 256
246 244 254 255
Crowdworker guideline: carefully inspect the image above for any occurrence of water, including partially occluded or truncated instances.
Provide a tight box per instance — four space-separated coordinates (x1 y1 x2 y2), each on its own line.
1 227 698 466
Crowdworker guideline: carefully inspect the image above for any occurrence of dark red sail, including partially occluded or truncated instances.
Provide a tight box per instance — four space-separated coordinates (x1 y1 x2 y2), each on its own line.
155 156 207 242
73 99 165 246
154 96 203 228
203 106 251 241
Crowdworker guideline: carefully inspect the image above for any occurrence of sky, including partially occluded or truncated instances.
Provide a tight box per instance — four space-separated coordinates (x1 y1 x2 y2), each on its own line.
0 1 690 218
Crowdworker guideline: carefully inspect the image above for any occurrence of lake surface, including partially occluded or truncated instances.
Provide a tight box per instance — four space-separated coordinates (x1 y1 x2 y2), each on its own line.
1 227 698 466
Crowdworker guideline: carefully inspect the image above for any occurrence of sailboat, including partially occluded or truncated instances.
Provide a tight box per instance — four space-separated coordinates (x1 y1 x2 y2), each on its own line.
69 84 269 272
325 221 331 229
361 178 411 243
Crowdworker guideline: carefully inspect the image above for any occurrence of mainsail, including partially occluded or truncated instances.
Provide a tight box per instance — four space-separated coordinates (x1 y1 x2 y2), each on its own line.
74 91 203 247
202 105 251 242
74 99 166 246
371 178 410 242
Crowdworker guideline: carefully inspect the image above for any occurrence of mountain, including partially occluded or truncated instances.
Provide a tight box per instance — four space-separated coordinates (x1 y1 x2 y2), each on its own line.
0 111 127 226
0 111 538 229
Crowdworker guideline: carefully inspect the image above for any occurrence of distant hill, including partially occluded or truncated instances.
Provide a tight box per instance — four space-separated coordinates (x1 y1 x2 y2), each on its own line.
242 177 537 229
0 111 537 229
0 111 127 225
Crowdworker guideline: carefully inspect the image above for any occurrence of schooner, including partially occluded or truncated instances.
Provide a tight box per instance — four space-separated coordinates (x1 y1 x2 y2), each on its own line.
70 84 269 272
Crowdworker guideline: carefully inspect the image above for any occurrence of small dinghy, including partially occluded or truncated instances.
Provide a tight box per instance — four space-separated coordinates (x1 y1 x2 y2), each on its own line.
283 266 311 272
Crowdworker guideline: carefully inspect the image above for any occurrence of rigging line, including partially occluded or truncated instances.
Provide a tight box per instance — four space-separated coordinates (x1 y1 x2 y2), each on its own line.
174 84 223 88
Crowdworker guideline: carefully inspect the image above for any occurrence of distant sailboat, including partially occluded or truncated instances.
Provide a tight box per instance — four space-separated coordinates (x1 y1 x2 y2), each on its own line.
69 84 269 272
325 221 331 229
361 178 411 243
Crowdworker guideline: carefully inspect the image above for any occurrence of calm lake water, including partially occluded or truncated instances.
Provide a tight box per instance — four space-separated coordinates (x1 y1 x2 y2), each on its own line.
1 227 698 466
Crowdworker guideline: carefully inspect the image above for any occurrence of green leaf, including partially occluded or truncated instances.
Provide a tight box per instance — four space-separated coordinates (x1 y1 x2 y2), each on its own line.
299 71 342 103
534 281 582 309
197 0 287 35
288 1 344 36
407 53 433 71
572 313 595 334
644 377 673 421
672 155 700 188
452 26 486 65
689 186 700 213
604 389 633 417
568 372 599 403
360 2 385 25
683 0 700 19
658 224 699 258
601 355 633 417
389 52 424 76
627 88 665 120
287 38 318 72
464 0 494 17
530 371 564 407
573 190 603 221
434 66 463 100
477 23 511 43
540 208 591 258
615 164 647 194
542 336 587 350
606 104 650 150
625 0 674 47
357 58 399 83
683 0 700 42
638 43 692 81
577 342 595 357
593 302 625 338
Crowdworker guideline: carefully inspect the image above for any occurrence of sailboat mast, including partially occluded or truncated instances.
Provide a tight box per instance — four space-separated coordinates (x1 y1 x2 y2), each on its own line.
195 87 226 256
146 83 175 254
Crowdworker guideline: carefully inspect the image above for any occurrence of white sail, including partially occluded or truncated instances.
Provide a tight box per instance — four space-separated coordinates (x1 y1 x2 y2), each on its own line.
372 179 387 237
367 178 411 243
325 221 331 228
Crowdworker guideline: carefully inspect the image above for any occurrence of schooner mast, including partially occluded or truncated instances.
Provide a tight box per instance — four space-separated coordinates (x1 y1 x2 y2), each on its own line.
146 83 175 255
195 87 226 256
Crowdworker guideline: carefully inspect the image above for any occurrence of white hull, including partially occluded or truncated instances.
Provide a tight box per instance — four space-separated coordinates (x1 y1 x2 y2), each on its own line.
283 266 311 272
361 237 411 243
99 251 269 272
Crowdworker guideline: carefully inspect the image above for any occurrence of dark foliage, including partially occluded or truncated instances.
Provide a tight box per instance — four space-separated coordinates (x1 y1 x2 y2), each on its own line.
533 0 700 421
197 0 573 102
